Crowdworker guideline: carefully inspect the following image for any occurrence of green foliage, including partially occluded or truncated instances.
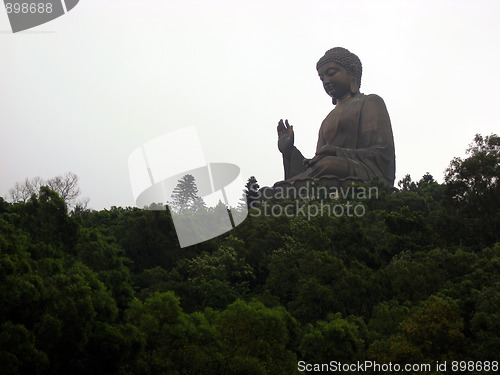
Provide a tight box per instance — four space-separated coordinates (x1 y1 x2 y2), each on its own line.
126 292 223 375
443 134 500 247
0 321 49 375
369 296 465 365
0 134 499 373
367 299 412 343
445 134 500 201
299 313 365 362
217 299 299 374
76 228 134 311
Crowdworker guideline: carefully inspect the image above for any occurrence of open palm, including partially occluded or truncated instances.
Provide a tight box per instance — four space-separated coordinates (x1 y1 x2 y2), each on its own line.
277 119 294 155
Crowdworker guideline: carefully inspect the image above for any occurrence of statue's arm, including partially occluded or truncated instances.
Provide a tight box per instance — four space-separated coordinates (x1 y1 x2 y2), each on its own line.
283 146 307 179
313 95 392 157
337 94 394 154
334 94 395 184
277 119 307 179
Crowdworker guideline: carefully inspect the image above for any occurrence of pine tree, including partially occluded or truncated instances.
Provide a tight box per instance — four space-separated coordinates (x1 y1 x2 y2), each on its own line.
243 176 260 209
169 174 205 214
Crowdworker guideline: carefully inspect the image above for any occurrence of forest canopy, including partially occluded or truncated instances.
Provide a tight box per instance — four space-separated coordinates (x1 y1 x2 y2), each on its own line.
0 134 499 374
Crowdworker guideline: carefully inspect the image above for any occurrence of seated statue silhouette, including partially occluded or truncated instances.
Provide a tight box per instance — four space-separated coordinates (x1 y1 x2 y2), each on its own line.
275 47 395 190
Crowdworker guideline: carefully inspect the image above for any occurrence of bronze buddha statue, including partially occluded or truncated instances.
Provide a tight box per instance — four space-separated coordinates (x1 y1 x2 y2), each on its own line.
275 47 395 189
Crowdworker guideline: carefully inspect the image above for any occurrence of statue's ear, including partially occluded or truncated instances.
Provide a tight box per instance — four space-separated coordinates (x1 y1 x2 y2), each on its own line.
350 77 359 94
332 97 337 105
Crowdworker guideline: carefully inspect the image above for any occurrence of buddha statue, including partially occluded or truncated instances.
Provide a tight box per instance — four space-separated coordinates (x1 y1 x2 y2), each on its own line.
275 47 395 189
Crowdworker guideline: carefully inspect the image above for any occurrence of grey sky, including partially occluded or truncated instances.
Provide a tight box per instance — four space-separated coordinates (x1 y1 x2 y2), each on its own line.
1 0 499 210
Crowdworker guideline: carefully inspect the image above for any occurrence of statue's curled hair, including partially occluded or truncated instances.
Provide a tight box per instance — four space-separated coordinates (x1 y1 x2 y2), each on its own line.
316 47 362 89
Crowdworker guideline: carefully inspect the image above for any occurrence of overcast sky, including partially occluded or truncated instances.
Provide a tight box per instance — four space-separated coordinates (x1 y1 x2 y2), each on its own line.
1 0 499 210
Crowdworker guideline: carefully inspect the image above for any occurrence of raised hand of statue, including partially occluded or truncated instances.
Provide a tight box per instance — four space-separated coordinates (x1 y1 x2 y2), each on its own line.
277 119 294 157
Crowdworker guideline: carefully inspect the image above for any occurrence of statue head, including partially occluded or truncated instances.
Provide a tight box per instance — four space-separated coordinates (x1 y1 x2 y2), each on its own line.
316 47 362 104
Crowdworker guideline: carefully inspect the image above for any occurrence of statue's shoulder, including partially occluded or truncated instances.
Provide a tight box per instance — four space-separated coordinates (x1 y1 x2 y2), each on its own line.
357 94 389 113
362 93 387 106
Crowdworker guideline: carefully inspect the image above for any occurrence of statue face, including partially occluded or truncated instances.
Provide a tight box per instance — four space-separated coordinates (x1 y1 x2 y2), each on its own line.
318 62 353 101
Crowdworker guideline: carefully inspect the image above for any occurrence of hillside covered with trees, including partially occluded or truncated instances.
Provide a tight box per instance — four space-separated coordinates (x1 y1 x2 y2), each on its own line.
1 134 499 374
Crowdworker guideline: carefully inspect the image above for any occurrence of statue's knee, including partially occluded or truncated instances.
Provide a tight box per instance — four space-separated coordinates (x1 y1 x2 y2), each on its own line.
313 157 349 177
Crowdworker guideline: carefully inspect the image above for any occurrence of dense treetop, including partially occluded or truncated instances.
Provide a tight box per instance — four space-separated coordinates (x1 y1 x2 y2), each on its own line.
0 134 499 374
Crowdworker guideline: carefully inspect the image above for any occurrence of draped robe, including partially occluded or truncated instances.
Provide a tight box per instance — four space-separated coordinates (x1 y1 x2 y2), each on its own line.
279 93 395 187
